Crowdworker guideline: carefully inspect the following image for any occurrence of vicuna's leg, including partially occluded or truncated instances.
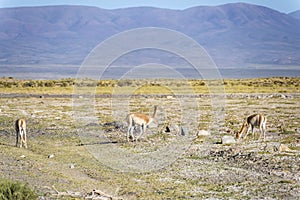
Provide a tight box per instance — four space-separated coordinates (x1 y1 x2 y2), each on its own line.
127 125 135 142
131 126 135 141
19 131 23 148
136 124 146 142
22 128 27 149
251 125 255 139
261 122 266 141
259 126 263 141
127 126 131 142
252 125 258 140
127 116 135 142
15 130 19 147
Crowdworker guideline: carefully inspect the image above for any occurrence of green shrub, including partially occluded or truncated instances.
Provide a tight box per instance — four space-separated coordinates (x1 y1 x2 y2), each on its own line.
0 179 37 200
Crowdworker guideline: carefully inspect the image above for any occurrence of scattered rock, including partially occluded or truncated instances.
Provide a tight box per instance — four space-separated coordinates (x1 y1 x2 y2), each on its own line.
209 147 300 183
86 189 114 200
280 94 287 99
165 126 171 132
221 135 236 144
48 154 55 159
102 121 126 132
181 127 188 136
197 130 210 136
165 124 180 134
85 123 99 127
20 155 26 158
263 143 276 153
278 144 292 152
69 163 75 169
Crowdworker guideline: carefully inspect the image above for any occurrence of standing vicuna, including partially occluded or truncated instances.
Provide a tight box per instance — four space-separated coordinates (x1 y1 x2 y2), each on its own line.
127 105 158 142
15 119 27 148
236 114 267 141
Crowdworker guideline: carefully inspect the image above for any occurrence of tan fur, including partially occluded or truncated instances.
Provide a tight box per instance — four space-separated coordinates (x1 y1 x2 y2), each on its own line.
15 119 27 148
127 106 157 142
236 114 267 141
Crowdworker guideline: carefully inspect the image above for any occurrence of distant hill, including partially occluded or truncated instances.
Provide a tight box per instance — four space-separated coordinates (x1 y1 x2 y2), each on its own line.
0 3 300 67
289 10 300 20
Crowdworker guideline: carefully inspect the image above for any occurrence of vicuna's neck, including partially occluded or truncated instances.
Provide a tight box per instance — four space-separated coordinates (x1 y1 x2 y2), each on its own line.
152 106 157 118
239 123 247 134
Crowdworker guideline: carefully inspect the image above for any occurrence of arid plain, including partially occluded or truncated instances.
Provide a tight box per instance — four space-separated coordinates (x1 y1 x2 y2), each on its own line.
0 77 299 199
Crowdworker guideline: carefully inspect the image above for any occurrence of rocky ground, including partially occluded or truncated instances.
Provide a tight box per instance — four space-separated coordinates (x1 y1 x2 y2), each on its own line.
0 92 299 199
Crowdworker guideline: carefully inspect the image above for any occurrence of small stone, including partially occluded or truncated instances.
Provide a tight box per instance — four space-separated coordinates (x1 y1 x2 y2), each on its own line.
280 94 287 99
20 155 26 158
221 135 236 144
181 127 188 136
69 163 75 169
197 130 211 136
278 144 292 152
165 126 171 132
48 154 55 159
166 124 180 134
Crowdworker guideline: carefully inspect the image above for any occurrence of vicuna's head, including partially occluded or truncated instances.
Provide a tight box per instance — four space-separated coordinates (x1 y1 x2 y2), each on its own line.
235 131 242 140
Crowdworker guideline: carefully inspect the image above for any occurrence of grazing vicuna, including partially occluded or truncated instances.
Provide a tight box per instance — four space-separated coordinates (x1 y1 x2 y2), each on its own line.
15 119 27 148
127 105 158 142
236 114 267 141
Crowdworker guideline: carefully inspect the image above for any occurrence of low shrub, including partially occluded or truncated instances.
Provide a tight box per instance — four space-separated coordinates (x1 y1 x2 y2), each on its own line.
0 178 37 200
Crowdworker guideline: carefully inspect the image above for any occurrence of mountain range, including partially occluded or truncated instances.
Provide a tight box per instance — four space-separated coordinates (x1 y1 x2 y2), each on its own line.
289 10 300 20
0 3 300 68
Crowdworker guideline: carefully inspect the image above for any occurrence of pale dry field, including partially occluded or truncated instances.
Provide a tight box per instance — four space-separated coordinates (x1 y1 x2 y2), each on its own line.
0 90 299 199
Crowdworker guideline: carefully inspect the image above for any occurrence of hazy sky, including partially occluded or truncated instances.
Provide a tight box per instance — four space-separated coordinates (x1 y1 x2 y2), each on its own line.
0 0 299 13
